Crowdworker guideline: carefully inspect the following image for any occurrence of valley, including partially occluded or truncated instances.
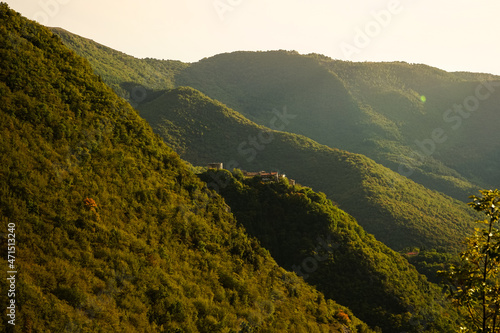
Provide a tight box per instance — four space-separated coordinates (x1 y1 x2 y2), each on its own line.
1 3 499 332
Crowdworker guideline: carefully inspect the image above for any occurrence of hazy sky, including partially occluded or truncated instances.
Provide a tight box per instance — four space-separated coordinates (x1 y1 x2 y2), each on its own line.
5 0 500 75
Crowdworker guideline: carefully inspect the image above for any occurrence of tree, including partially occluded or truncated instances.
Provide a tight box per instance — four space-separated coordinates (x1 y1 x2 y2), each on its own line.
442 189 500 332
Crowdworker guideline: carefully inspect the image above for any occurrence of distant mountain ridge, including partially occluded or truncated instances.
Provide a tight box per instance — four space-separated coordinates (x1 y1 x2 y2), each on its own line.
175 51 500 200
137 86 478 253
50 28 486 255
53 28 500 202
50 27 187 100
0 4 474 331
1 5 378 332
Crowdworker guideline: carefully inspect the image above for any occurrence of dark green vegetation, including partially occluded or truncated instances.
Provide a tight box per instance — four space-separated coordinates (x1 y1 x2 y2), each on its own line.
51 30 492 256
176 51 500 201
0 5 376 332
199 169 462 332
51 27 187 102
52 32 500 203
12 8 497 332
441 190 500 332
136 86 477 254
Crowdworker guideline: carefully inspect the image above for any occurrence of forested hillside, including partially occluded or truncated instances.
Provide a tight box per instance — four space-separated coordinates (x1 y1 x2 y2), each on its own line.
198 169 461 332
318 58 500 194
175 51 500 200
51 28 500 215
50 27 187 101
136 87 477 253
52 26 500 203
0 5 375 332
29 13 500 332
50 24 491 284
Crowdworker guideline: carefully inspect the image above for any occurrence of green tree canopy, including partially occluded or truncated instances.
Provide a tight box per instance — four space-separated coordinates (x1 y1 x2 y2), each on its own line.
441 189 500 332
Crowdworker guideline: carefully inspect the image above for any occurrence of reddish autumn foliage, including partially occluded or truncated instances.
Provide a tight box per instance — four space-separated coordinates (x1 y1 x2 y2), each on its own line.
84 197 97 210
336 310 351 324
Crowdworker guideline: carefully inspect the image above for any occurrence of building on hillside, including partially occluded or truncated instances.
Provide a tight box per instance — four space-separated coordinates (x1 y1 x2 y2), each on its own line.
207 163 223 170
242 170 283 182
261 172 279 182
240 170 297 185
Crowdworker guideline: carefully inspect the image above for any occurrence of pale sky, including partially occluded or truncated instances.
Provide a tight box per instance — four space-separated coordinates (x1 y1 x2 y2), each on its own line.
5 0 500 75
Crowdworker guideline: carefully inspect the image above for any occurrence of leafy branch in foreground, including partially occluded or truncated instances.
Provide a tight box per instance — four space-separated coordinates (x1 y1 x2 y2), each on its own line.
441 189 500 333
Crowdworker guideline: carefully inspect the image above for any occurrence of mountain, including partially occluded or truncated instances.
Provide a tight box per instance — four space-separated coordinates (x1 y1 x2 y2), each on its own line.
198 169 461 332
175 51 500 200
47 29 481 252
0 5 376 332
52 32 500 202
136 86 477 253
50 27 188 102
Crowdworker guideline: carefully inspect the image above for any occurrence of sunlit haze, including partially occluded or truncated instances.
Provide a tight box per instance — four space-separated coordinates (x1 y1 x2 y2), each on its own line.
4 0 500 75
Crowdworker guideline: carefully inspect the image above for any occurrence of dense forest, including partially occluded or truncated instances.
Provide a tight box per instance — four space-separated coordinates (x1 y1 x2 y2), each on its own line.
175 51 500 200
135 86 478 255
50 27 187 101
53 31 500 203
2 2 498 332
0 4 375 332
198 169 462 332
51 29 493 256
